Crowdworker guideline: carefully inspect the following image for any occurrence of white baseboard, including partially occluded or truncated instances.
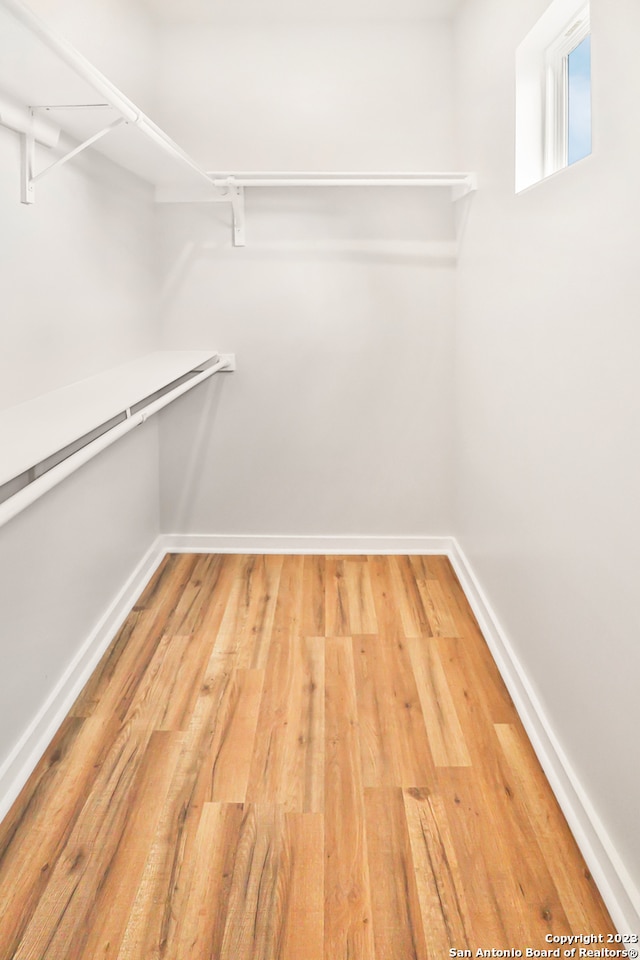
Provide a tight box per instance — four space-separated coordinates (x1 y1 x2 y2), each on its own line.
161 533 453 555
1 531 637 935
448 538 640 935
0 536 166 824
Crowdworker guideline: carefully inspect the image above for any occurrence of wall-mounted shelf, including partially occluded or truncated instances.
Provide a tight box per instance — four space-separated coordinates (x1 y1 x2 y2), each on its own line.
0 0 477 248
158 171 478 246
0 350 234 529
0 0 226 203
208 171 477 193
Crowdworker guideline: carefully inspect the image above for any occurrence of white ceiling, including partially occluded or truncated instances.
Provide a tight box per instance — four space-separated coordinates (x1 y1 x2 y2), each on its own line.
139 0 460 23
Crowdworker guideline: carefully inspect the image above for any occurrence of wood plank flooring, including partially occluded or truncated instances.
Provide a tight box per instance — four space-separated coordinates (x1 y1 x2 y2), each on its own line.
0 554 615 960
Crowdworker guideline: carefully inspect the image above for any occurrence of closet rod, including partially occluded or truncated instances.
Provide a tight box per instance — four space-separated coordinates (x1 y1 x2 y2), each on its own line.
210 172 477 190
0 357 229 531
1 0 215 188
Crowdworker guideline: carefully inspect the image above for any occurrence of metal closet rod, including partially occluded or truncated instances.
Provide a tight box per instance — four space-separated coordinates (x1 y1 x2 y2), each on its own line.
0 357 229 531
208 172 477 188
2 0 215 187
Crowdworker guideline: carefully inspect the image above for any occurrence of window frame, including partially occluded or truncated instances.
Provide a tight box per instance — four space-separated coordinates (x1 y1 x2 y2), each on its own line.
544 7 591 178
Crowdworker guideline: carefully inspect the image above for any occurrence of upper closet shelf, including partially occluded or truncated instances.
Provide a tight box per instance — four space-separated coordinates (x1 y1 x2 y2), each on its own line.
0 350 232 529
0 0 221 200
0 0 477 246
208 171 477 194
158 171 478 245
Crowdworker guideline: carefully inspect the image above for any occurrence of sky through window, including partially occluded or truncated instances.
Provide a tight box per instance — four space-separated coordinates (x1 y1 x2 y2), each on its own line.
568 34 592 165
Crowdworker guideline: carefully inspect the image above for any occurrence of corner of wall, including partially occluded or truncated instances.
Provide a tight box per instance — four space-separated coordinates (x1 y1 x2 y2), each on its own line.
449 539 640 935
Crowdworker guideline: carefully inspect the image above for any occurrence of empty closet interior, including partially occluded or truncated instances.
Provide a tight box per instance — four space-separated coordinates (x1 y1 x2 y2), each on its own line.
1 0 639 946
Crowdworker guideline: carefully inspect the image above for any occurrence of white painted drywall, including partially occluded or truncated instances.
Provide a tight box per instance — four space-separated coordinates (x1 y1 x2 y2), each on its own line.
0 129 157 408
156 19 458 536
153 20 455 170
24 0 156 115
140 0 460 24
454 0 640 904
0 427 158 764
0 1 160 780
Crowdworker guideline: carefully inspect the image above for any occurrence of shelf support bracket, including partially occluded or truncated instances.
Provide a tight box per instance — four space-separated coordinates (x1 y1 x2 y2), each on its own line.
229 183 245 247
210 177 245 246
20 111 35 204
21 112 126 204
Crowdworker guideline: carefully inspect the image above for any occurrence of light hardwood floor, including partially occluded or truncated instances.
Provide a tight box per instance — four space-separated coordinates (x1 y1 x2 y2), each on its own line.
0 554 614 959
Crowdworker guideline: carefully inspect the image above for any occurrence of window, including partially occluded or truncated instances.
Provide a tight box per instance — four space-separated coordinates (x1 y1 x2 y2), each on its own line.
567 34 592 164
545 7 591 175
515 0 592 192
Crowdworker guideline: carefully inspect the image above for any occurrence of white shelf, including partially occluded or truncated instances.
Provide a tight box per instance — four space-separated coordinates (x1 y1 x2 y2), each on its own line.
0 351 230 527
42 107 215 191
158 170 478 245
0 0 218 196
207 171 477 193
0 351 218 487
0 0 477 244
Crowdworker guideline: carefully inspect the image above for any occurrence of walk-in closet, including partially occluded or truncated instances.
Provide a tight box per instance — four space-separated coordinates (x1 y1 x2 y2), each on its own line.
1 0 638 955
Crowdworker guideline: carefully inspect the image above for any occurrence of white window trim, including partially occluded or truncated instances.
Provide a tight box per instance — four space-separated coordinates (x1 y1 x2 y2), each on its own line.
516 0 591 193
544 7 590 178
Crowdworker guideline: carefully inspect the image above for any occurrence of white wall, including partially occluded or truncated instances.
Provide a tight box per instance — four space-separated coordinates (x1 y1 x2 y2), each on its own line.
25 0 156 114
454 0 640 912
0 426 158 773
153 20 454 170
0 129 157 408
0 1 159 788
156 18 458 537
